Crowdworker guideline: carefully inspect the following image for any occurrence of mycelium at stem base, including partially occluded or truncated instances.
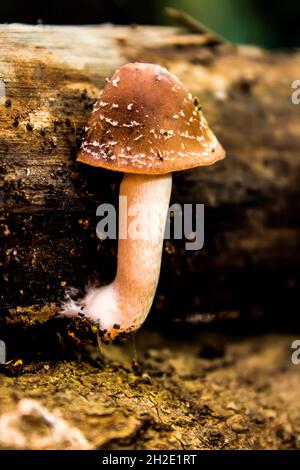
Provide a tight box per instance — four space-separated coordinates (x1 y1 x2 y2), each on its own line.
62 173 172 341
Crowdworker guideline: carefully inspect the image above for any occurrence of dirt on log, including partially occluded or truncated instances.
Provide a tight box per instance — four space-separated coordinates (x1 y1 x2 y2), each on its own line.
0 331 300 450
0 23 300 329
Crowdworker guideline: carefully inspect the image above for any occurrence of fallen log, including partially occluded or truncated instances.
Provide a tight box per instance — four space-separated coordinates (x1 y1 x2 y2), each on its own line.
0 24 300 329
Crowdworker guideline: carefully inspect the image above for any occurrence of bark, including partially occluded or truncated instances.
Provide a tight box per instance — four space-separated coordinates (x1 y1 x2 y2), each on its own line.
0 24 299 327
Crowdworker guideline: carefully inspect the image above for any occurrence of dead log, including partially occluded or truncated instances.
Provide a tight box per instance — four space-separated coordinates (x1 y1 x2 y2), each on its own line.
0 24 300 328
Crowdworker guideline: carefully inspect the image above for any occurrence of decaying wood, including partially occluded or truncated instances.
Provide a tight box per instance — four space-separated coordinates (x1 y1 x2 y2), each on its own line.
0 331 300 450
0 24 300 328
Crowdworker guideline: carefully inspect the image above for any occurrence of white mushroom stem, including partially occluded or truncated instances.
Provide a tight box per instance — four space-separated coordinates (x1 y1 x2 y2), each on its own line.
62 173 172 338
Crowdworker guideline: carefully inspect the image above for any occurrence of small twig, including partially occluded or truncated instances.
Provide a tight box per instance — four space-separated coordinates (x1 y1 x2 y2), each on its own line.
165 7 228 44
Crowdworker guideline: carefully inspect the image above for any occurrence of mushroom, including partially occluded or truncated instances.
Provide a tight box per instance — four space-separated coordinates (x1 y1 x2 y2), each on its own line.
62 63 225 341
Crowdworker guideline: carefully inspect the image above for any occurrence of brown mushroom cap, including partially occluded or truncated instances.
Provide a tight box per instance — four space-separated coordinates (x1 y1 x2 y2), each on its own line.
77 63 225 174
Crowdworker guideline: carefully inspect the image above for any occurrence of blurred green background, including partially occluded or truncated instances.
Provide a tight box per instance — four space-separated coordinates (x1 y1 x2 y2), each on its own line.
130 0 300 48
1 0 300 48
155 0 295 48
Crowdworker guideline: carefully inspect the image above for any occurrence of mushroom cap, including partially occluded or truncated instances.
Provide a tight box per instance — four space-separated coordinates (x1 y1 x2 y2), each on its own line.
77 63 225 174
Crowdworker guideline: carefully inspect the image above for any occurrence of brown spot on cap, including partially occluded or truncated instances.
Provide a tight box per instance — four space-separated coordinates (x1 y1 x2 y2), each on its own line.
77 63 225 174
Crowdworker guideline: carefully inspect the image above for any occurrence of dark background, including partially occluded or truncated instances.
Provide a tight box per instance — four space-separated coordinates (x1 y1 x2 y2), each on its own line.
0 0 300 48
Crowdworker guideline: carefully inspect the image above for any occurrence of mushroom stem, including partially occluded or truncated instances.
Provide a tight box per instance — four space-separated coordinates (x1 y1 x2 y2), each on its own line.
63 173 172 340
